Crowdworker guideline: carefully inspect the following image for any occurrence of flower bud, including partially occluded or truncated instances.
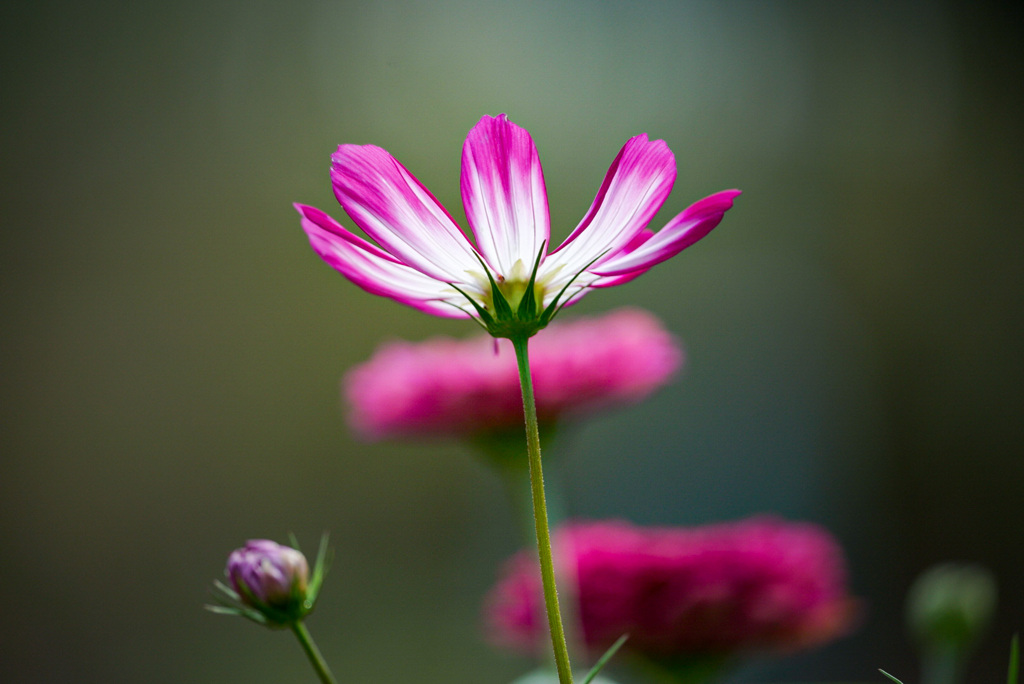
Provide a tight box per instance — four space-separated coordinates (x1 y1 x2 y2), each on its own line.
209 534 329 629
226 540 311 624
906 563 996 653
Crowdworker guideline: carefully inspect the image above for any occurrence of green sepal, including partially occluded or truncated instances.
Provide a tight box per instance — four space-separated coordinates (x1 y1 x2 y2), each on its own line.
538 251 608 328
450 282 496 329
232 575 300 627
581 634 628 684
484 268 515 321
283 531 331 614
206 580 274 627
879 669 904 683
451 246 611 339
305 531 332 608
469 250 515 322
205 604 270 626
457 274 544 339
212 578 240 602
515 243 547 319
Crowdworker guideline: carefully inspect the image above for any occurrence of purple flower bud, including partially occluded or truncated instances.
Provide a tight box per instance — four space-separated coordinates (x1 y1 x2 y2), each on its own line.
227 540 310 615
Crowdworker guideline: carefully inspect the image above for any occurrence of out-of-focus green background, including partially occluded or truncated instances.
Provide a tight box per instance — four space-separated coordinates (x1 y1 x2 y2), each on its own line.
2 1 1021 682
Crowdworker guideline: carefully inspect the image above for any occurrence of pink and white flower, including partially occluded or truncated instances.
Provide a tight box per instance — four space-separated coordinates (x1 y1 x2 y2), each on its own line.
297 114 739 335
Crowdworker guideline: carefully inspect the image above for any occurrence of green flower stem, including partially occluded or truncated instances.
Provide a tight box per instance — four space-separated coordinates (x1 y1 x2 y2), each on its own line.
290 620 337 684
492 443 586 674
511 334 574 684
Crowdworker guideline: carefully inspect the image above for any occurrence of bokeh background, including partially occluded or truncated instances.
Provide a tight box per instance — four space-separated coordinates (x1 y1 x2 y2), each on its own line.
2 1 1022 682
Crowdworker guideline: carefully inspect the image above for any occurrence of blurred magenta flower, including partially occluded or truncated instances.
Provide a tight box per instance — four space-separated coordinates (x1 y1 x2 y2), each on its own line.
297 114 739 337
485 518 857 659
344 308 682 440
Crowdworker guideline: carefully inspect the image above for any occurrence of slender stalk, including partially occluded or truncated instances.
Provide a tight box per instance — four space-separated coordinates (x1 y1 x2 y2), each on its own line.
511 334 574 684
290 620 338 684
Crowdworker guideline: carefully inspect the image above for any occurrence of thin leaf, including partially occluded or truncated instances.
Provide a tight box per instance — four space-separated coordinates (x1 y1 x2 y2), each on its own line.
1009 634 1020 684
879 669 904 683
581 634 628 684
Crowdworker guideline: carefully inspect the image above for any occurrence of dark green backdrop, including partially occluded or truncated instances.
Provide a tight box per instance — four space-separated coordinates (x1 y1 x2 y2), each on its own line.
2 1 1021 682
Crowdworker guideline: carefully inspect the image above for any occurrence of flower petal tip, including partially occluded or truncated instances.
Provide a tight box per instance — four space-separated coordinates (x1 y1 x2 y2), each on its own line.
679 188 741 222
294 202 319 219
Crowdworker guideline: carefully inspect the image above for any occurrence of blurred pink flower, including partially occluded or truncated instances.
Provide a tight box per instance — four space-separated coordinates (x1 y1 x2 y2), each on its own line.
485 517 857 659
344 308 682 439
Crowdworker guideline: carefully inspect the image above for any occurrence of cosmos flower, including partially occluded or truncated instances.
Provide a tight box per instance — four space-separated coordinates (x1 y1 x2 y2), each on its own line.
297 114 739 338
344 308 682 439
485 518 857 659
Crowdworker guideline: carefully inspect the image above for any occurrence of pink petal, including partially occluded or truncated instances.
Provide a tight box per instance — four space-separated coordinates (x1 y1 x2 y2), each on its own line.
331 144 482 283
297 204 472 318
544 229 654 307
589 268 649 289
461 114 551 277
546 134 676 276
590 228 655 286
592 190 741 276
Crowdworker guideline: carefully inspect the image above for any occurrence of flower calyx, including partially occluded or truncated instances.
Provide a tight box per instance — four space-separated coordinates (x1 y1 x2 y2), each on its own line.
453 244 589 340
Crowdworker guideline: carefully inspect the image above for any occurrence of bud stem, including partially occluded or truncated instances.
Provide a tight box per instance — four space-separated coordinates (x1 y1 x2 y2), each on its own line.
290 620 338 684
511 334 574 684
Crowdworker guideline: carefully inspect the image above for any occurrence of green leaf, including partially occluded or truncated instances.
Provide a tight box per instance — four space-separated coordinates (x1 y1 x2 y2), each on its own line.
879 668 904 683
1009 634 1020 684
581 634 628 684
